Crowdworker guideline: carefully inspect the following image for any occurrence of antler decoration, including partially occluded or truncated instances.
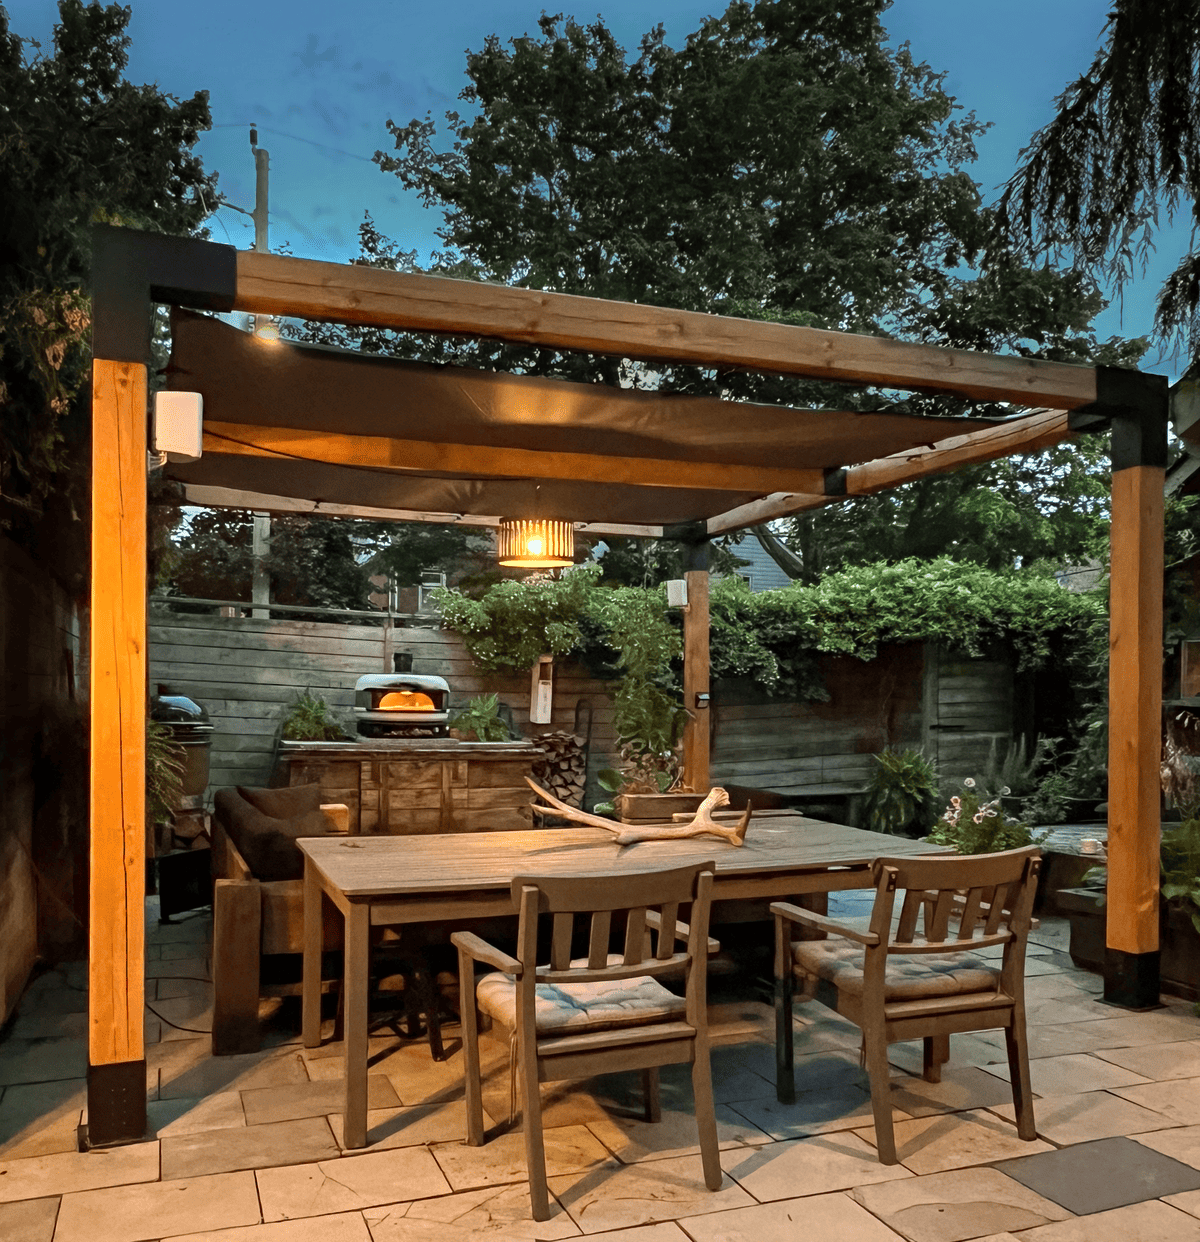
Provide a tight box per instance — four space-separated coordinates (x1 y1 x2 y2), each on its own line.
525 779 753 847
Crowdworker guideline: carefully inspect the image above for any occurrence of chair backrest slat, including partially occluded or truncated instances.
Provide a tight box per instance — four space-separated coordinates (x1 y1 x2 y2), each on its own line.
550 912 573 970
896 890 924 942
588 910 612 969
510 861 716 982
956 885 987 939
984 882 1010 935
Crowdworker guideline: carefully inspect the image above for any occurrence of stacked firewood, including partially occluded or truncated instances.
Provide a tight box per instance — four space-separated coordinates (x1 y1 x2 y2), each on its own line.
532 731 588 809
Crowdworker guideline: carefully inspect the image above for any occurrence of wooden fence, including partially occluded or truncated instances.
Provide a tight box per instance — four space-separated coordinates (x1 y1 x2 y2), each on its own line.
150 607 1017 821
148 606 618 800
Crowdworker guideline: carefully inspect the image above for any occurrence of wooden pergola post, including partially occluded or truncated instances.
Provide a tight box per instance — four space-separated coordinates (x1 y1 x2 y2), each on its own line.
85 228 235 1144
1105 369 1170 1008
680 538 711 793
87 357 148 1145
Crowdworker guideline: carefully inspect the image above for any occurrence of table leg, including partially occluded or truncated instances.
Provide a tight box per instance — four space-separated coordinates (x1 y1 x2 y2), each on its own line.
343 901 370 1150
302 860 323 1049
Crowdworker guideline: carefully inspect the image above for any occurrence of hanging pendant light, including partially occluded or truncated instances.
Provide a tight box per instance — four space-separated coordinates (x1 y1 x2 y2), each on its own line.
497 518 575 568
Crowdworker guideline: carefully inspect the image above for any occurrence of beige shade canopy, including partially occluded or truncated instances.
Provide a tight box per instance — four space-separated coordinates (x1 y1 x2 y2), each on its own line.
163 308 1005 529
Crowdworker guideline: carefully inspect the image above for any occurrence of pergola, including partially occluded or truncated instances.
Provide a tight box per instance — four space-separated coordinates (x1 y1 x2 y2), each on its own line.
86 225 1168 1146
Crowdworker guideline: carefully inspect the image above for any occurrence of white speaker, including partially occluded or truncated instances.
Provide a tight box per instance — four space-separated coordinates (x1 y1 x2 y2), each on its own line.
153 391 203 462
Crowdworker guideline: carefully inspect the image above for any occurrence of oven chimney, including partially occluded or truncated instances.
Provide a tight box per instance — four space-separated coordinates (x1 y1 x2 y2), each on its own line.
393 651 413 674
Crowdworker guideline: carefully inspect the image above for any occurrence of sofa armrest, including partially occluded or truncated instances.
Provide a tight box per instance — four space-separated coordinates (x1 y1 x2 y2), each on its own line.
321 803 352 835
212 816 254 882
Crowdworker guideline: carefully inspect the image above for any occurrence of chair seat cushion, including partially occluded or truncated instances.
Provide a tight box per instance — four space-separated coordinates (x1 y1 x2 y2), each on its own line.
792 939 1001 1001
476 955 685 1034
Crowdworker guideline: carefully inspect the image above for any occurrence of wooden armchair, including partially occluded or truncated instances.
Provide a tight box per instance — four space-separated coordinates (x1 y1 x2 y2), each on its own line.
772 845 1042 1164
452 861 722 1222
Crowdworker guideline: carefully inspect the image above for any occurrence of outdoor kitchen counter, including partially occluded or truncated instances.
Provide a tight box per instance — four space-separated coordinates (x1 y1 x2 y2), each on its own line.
273 739 545 834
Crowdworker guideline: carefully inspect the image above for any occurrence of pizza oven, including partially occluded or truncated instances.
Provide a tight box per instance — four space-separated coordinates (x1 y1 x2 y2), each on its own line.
353 672 450 738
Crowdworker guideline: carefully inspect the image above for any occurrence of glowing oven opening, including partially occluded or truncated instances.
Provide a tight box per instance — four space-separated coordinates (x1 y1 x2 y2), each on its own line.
376 691 437 712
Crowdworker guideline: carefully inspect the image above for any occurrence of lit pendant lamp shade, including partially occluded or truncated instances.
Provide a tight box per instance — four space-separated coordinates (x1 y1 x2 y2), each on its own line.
497 518 574 568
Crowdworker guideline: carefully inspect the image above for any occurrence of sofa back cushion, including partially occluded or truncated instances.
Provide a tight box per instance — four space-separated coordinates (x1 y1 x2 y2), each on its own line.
238 783 323 820
217 788 333 882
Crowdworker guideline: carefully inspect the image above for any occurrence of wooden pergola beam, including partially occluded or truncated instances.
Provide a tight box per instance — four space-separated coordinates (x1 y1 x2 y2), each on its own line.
234 251 1099 410
706 408 1075 533
173 484 665 538
202 421 826 496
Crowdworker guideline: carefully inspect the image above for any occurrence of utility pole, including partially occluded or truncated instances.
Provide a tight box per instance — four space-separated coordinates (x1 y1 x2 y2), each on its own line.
249 124 272 619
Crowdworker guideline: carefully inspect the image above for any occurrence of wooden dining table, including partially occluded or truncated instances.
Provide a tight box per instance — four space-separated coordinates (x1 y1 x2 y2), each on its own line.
299 811 950 1149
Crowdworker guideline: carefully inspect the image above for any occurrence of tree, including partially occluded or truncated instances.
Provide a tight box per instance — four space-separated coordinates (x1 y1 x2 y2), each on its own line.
370 0 1141 581
0 0 216 532
994 0 1200 363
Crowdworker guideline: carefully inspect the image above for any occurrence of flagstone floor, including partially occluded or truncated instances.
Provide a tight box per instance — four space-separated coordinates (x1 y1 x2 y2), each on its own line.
4 892 1200 1242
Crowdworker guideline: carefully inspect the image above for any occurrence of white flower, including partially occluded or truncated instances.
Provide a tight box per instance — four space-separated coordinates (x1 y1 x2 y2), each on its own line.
973 812 984 823
1000 786 1011 796
985 808 997 817
950 796 961 807
964 777 976 789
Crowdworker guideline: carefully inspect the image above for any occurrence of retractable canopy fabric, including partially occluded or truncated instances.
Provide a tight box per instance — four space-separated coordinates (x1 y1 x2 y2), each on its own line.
164 308 1005 528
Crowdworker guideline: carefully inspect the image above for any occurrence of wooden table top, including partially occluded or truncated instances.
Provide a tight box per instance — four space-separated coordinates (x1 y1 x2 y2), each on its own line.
298 812 949 899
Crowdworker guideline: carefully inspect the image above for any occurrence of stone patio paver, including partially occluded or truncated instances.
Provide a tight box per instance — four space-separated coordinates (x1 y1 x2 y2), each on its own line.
1067 1008 1200 1049
849 1167 1073 1241
327 1100 483 1152
161 1114 339 1179
240 1074 400 1125
364 1184 581 1240
0 1196 59 1242
991 1090 1172 1145
980 1051 1153 1096
722 1131 912 1201
1094 1038 1200 1080
430 1124 610 1190
152 1040 310 1100
0 1140 160 1203
171 1212 372 1242
681 1190 904 1241
1110 1074 1200 1125
726 1082 896 1140
53 1169 261 1242
0 1077 85 1159
549 1152 754 1231
887 1066 1020 1117
856 1109 1053 1174
0 1037 86 1087
584 1102 771 1161
1132 1122 1200 1168
148 1089 247 1138
980 1198 1200 1239
255 1145 452 1221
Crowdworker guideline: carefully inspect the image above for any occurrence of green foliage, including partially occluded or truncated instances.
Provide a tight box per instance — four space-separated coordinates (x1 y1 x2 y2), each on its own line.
995 0 1200 359
927 778 1046 854
1161 819 1200 934
449 693 511 742
146 719 185 829
709 558 1106 698
432 565 601 673
0 1 216 518
862 748 942 838
280 691 350 742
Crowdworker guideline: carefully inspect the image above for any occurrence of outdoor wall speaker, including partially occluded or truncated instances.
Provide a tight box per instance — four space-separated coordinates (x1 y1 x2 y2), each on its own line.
666 579 689 609
153 391 203 462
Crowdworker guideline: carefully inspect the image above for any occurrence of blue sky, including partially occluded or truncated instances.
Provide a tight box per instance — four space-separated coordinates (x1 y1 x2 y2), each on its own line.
7 0 1192 377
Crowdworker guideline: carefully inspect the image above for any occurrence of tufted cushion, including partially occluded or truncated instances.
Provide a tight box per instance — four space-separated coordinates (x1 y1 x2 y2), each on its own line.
476 955 685 1034
238 783 324 820
792 939 1001 1001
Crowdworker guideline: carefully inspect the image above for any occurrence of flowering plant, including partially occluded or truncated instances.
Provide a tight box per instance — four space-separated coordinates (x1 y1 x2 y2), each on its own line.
927 777 1046 854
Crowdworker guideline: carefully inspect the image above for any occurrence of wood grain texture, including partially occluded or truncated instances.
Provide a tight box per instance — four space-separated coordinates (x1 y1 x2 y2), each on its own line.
682 569 711 791
234 251 1099 408
89 359 147 1066
1107 465 1165 956
707 409 1075 534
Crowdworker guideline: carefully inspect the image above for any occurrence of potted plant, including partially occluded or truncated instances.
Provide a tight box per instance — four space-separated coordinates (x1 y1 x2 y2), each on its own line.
861 747 941 837
927 777 1047 854
449 692 512 742
279 689 352 741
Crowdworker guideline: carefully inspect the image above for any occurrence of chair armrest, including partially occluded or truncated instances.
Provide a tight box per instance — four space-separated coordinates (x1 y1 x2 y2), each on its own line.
320 803 352 834
645 910 720 954
451 930 522 974
770 901 880 947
